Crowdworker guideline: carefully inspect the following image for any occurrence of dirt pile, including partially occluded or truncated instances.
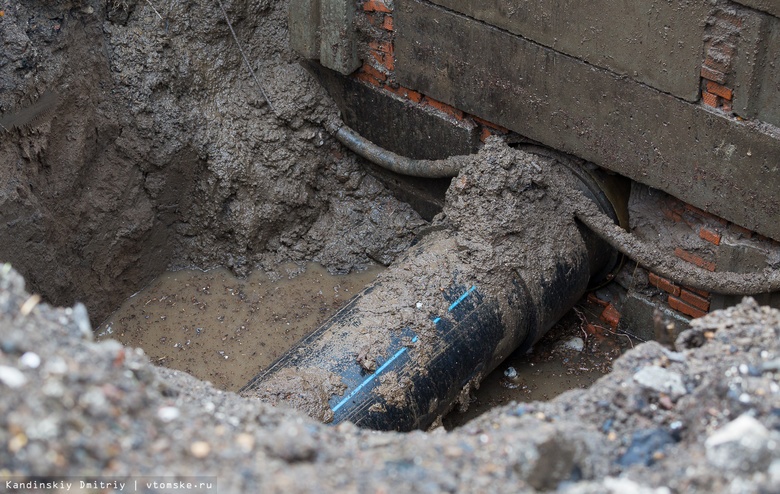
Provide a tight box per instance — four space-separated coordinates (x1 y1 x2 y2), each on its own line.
3 264 780 491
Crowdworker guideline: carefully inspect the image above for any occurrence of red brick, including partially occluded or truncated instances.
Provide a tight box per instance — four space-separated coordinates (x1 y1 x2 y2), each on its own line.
354 72 382 86
363 0 391 13
382 14 394 31
706 81 733 100
702 91 720 108
662 208 683 222
684 204 728 225
354 62 387 86
368 50 394 72
382 54 394 71
360 62 387 81
701 66 726 84
369 40 393 54
704 53 732 75
472 115 509 133
680 289 711 312
648 272 681 297
424 97 464 120
369 50 383 65
600 304 621 329
674 248 716 272
364 12 381 28
385 84 423 103
715 10 743 28
722 100 733 113
665 198 686 215
699 227 722 246
683 285 710 298
669 296 708 319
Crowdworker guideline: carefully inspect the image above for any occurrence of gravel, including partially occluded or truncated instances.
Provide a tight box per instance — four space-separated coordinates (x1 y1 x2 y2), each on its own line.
2 263 780 492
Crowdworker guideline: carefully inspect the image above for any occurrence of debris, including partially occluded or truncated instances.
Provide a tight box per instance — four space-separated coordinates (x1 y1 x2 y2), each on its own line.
633 366 686 399
705 414 774 472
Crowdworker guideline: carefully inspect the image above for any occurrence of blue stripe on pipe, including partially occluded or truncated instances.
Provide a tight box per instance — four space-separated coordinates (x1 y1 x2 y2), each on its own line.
331 335 419 413
448 285 477 312
331 285 478 413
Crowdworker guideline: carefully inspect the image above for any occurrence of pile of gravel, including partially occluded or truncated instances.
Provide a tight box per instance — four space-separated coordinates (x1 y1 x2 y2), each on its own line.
2 263 779 493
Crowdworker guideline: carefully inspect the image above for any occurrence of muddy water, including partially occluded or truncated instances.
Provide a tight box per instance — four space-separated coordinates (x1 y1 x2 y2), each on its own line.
97 263 384 392
444 304 634 428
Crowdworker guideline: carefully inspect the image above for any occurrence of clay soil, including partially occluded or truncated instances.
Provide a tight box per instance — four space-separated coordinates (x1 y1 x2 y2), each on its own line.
2 1 780 492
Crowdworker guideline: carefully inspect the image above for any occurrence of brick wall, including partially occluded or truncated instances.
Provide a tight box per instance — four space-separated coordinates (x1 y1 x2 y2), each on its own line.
356 0 508 142
588 191 780 332
701 6 742 113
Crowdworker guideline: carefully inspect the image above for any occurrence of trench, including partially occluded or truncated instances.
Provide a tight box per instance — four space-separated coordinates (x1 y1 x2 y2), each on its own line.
0 0 638 433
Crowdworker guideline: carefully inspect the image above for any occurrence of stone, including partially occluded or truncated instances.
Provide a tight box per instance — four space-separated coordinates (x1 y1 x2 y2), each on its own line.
705 414 773 472
633 366 686 399
0 365 27 388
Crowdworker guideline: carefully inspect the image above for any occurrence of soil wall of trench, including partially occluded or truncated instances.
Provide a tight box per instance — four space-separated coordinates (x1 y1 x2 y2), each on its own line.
2 1 780 492
0 0 424 324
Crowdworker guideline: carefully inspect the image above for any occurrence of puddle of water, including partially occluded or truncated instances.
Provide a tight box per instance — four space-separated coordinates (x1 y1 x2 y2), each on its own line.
97 263 384 392
443 303 635 428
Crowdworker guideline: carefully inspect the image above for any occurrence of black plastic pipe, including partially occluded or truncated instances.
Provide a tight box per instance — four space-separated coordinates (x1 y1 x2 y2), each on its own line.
240 170 615 431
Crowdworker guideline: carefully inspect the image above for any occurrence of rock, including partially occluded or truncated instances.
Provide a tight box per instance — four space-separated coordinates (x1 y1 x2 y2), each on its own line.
559 337 585 352
633 366 686 399
705 414 773 472
72 303 93 340
617 429 676 467
561 477 672 494
761 358 780 373
0 365 27 388
190 441 211 458
602 477 671 494
266 422 317 462
19 351 41 369
157 406 181 422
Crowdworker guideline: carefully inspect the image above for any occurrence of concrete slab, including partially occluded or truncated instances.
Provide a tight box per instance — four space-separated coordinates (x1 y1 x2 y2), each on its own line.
428 0 709 101
734 12 780 127
735 0 780 18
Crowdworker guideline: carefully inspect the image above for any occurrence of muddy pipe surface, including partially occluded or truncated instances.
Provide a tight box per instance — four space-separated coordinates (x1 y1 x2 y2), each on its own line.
240 140 617 431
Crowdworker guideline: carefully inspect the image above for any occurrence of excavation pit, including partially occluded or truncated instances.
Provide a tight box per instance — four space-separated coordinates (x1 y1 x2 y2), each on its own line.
3 1 780 492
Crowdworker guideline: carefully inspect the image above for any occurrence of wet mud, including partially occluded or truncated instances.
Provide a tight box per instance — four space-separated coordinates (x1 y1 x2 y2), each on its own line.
96 263 383 392
445 303 635 428
0 0 424 324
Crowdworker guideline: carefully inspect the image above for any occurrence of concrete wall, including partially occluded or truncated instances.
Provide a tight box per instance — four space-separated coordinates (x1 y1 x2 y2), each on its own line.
394 0 780 241
735 0 780 17
734 11 780 127
291 0 780 324
428 0 708 101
